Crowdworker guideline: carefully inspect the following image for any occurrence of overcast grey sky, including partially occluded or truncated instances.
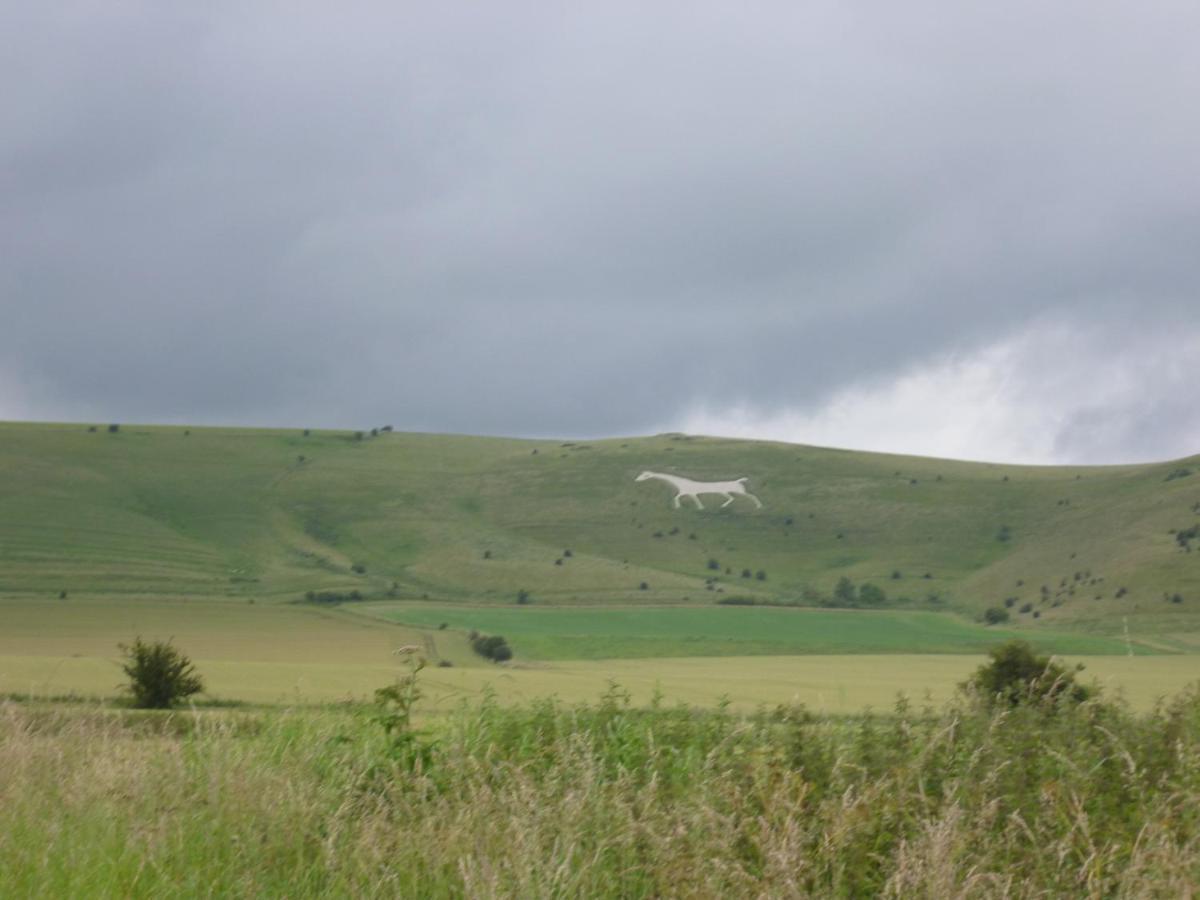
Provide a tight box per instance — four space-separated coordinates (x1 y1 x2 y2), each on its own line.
3 2 1198 463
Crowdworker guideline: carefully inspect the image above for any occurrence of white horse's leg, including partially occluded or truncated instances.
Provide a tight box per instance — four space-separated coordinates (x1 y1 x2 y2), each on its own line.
743 491 763 509
721 493 734 508
673 493 682 509
691 493 705 510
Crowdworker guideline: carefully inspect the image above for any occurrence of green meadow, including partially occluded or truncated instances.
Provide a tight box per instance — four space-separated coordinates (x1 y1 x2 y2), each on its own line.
367 603 1141 659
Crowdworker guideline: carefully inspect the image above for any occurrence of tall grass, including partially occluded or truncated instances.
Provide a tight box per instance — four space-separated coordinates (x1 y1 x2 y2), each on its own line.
2 681 1199 897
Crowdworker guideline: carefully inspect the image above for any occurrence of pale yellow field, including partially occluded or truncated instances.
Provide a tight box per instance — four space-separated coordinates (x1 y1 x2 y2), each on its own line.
4 650 1198 713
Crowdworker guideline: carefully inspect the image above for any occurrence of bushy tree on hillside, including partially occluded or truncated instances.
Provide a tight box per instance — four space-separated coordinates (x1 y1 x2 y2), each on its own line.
120 637 204 708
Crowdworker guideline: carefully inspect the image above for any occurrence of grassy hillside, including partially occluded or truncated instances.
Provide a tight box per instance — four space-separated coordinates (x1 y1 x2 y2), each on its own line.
2 420 1199 638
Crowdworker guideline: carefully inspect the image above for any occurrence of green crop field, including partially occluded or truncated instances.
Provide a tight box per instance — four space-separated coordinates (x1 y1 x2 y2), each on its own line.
365 603 1143 659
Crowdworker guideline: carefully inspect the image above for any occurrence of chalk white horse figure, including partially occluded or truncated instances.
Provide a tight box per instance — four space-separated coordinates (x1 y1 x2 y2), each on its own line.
635 471 762 510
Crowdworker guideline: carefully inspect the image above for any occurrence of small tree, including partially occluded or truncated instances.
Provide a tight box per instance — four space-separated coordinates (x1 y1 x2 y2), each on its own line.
833 577 857 607
966 640 1090 707
983 606 1010 625
858 583 886 607
120 637 204 708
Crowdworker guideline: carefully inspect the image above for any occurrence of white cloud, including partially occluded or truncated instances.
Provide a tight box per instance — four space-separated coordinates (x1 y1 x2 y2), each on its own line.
675 319 1200 465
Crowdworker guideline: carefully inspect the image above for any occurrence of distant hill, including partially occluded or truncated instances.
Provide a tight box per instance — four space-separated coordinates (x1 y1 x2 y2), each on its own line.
2 420 1198 643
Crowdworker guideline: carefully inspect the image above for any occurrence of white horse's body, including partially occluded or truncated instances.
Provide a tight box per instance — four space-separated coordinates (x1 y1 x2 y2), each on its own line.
635 471 762 510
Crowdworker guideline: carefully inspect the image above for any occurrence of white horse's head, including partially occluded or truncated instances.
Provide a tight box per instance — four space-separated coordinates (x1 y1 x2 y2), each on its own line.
635 470 655 482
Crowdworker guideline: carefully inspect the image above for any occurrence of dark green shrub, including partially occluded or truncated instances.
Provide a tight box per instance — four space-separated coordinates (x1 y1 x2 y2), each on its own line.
966 640 1090 707
983 606 1010 625
858 583 886 606
120 637 204 709
833 576 857 606
755 570 767 581
470 633 512 662
639 582 649 590
107 424 119 433
516 589 530 604
707 558 720 570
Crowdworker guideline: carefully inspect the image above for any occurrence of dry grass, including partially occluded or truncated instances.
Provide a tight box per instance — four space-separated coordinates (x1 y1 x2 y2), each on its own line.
3 676 1200 897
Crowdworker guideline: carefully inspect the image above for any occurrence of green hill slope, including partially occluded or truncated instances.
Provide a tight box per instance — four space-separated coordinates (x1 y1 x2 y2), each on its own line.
2 420 1198 640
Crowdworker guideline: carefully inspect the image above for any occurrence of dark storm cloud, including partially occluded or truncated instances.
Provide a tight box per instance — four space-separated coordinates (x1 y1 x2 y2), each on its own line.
2 2 1198 460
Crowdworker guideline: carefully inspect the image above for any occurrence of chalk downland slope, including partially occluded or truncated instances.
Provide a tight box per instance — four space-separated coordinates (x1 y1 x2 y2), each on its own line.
2 421 1198 641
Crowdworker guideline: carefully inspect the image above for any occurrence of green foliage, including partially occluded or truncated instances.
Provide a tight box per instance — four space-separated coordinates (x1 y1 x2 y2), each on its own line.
6 681 1200 896
832 576 857 606
967 640 1091 707
119 637 204 708
858 582 886 607
303 590 363 604
983 606 1010 625
470 633 513 662
371 653 436 772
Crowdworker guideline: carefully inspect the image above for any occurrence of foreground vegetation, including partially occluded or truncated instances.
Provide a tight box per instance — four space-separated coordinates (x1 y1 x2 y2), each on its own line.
3 671 1200 897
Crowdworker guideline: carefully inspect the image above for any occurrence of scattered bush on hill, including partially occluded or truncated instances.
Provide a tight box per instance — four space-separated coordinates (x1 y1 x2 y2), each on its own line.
965 640 1090 707
303 590 364 605
470 633 513 662
755 570 767 581
1164 467 1193 482
1174 525 1198 550
821 578 888 609
120 637 204 709
107 424 120 433
516 589 530 604
707 558 720 571
983 606 1010 625
857 583 886 606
